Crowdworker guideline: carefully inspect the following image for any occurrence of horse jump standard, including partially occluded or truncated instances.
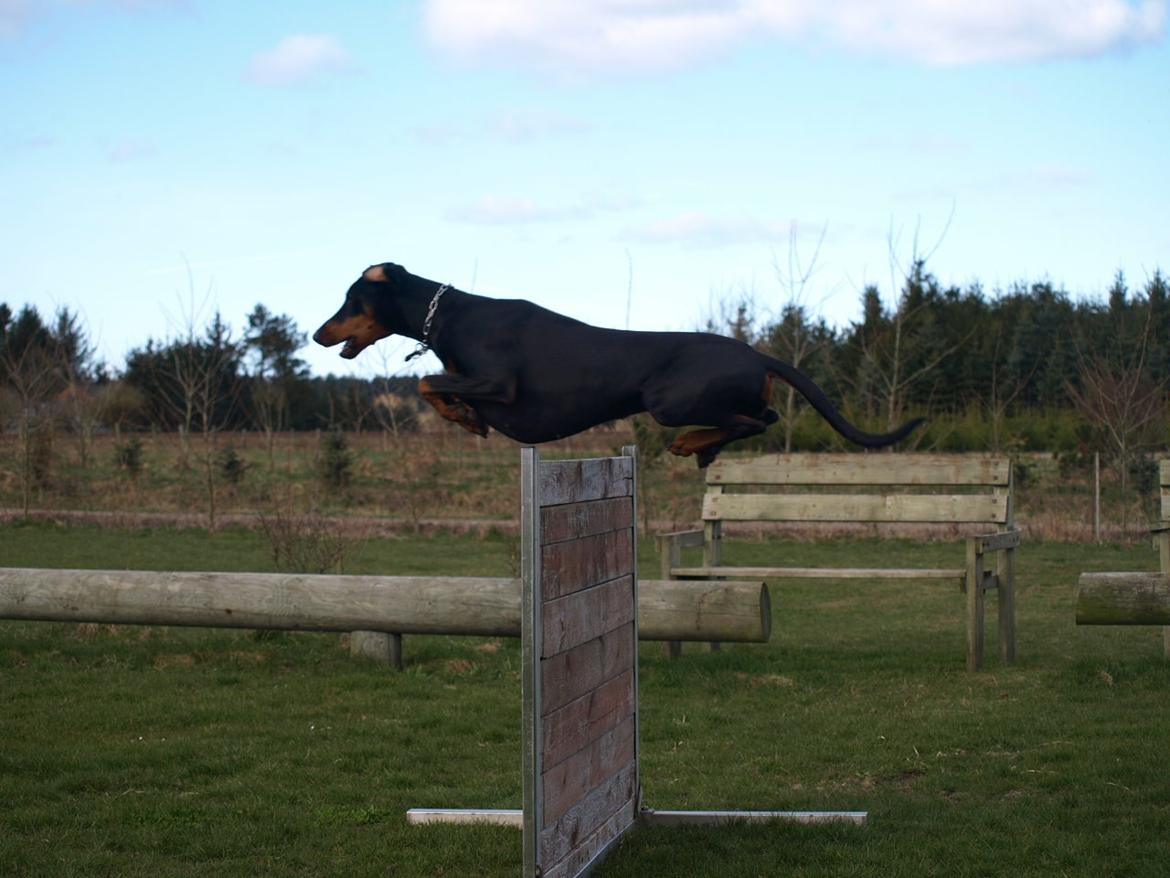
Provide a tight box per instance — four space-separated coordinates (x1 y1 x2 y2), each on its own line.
409 447 863 878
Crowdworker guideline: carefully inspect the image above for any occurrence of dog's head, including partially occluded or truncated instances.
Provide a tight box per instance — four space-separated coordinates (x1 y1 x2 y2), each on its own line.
313 263 404 359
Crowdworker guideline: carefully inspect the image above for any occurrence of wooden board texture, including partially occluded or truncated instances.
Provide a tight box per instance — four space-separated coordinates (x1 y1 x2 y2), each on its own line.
703 491 1009 524
523 448 639 878
707 453 1011 487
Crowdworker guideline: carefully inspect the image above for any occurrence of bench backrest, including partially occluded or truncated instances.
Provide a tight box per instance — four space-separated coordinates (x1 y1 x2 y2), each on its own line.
702 454 1013 526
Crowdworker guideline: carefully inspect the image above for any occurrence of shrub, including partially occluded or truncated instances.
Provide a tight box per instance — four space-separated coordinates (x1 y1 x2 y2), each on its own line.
319 428 353 490
113 437 144 478
218 445 248 485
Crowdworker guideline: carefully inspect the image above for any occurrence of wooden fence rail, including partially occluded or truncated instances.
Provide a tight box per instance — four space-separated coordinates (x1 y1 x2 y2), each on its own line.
0 568 769 645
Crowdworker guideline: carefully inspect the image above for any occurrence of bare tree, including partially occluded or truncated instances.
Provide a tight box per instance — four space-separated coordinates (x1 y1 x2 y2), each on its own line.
149 269 241 527
1 332 59 516
766 223 832 451
1066 305 1166 530
50 308 103 469
982 318 1039 453
851 218 970 441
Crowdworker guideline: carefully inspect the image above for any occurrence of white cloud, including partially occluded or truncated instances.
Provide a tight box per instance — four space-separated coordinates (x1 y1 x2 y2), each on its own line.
423 0 1166 71
246 34 354 87
621 212 796 247
0 0 31 37
447 189 639 225
413 108 591 146
107 139 157 162
2 0 188 37
446 195 587 224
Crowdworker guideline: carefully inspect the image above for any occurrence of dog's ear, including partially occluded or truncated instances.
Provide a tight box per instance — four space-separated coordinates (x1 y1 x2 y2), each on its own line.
362 263 406 284
362 264 388 283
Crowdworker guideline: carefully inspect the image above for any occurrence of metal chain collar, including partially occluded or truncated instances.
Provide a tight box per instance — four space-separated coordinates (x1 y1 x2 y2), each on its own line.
405 283 450 362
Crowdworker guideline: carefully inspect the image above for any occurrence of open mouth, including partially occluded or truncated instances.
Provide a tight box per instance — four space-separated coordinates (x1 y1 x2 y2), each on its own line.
340 337 361 359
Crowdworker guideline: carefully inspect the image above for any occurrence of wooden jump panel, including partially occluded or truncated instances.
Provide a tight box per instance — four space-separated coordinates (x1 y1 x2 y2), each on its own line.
523 448 639 878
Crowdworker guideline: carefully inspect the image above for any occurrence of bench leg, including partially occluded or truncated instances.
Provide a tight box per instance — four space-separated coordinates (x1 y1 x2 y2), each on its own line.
966 543 985 672
997 547 1017 664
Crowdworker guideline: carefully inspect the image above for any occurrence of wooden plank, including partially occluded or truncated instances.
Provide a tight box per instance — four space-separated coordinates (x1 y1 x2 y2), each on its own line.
540 763 637 869
539 457 633 506
542 796 638 878
541 529 633 601
655 529 704 550
541 576 635 657
703 492 1008 524
542 715 636 827
541 497 632 545
542 669 635 769
670 565 963 581
1160 459 1170 487
1162 484 1169 521
973 530 1021 553
707 453 1011 487
1076 572 1170 625
541 622 635 715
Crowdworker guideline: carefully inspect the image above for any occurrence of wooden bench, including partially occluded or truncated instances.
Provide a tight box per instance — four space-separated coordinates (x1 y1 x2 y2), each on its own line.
1076 459 1170 658
657 453 1020 671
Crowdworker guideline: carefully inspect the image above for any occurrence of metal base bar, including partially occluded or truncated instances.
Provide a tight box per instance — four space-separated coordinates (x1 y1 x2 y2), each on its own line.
406 808 522 827
641 809 868 827
405 807 868 829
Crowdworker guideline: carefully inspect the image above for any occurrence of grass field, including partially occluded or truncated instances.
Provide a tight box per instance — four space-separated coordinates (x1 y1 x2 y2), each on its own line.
2 521 1168 877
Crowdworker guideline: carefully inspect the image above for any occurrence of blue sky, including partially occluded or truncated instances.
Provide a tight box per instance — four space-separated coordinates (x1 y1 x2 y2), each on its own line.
2 0 1167 379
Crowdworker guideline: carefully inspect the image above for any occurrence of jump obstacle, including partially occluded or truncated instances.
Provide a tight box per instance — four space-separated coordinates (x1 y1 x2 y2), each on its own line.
0 447 858 876
406 447 864 878
0 574 769 667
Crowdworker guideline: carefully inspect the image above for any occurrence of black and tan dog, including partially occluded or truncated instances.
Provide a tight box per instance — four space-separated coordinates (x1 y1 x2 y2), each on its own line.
314 262 921 466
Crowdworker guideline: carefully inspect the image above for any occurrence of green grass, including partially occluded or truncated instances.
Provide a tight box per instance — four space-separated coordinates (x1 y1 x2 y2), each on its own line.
2 523 1168 877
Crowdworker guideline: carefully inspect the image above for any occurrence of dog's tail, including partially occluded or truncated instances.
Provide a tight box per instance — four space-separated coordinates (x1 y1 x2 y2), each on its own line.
762 354 924 448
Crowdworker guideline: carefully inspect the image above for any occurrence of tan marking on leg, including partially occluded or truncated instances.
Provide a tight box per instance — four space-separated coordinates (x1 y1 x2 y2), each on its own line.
669 428 735 457
419 378 488 437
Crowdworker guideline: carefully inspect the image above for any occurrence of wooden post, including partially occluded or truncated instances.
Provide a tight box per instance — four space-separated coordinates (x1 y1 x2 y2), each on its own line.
350 630 403 669
660 533 683 660
965 539 985 672
997 546 1016 664
1093 452 1101 542
1159 530 1170 658
703 498 723 654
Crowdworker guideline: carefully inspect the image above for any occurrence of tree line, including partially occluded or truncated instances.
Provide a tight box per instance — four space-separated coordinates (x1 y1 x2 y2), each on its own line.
3 262 1168 472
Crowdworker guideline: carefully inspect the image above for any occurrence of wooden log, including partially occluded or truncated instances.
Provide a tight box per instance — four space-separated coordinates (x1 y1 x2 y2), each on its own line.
0 570 770 643
1076 572 1170 626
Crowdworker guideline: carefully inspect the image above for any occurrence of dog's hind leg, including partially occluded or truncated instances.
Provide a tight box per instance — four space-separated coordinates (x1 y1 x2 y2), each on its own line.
668 415 771 468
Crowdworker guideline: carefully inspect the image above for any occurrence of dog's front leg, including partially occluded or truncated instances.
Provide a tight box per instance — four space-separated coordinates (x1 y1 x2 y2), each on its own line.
417 374 514 437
